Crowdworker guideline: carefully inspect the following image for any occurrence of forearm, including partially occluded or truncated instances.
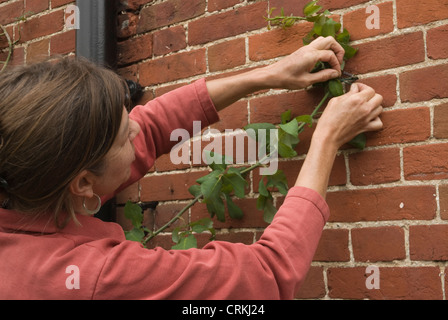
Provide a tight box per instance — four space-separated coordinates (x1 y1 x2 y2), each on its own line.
294 134 338 199
205 67 271 111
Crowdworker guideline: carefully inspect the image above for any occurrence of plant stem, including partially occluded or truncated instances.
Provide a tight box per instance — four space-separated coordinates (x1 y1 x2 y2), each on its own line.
143 194 202 246
143 91 332 245
0 25 13 73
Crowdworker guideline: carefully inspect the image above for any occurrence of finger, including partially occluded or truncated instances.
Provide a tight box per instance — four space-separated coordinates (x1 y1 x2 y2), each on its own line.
315 49 342 76
307 68 340 84
310 36 345 64
355 83 376 101
364 116 383 132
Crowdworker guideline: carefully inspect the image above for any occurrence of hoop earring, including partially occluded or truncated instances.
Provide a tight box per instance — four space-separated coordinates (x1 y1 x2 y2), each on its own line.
82 194 102 215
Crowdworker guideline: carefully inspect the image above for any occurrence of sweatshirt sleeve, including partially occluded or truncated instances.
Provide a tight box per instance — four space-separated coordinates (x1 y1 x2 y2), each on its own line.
111 79 220 196
93 186 330 300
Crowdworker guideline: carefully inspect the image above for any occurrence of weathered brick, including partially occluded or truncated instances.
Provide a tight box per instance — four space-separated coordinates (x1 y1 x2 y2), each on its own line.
349 148 401 186
345 32 425 75
328 267 442 299
396 0 448 28
139 49 206 86
400 64 448 103
404 143 448 181
343 2 394 41
352 226 406 262
208 38 246 72
410 225 448 261
188 1 267 45
326 186 437 222
137 0 205 33
427 24 448 60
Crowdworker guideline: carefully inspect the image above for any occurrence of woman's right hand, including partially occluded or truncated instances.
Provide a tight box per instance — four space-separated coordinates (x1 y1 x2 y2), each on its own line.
313 83 384 149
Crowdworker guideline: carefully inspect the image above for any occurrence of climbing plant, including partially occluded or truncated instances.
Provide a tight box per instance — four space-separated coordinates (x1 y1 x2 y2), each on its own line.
123 0 362 250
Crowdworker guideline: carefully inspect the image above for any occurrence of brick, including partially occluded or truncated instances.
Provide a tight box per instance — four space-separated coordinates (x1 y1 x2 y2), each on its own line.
345 32 425 75
117 12 138 39
397 0 448 28
19 10 64 43
208 0 242 12
154 202 189 232
0 0 24 26
140 170 209 202
117 33 152 66
404 143 448 181
52 0 74 8
317 0 370 10
153 25 186 56
26 38 49 64
249 21 313 61
116 182 139 204
356 74 397 107
328 267 442 299
191 197 269 229
137 0 205 33
50 29 75 55
208 38 246 72
400 64 448 103
119 0 152 11
352 226 405 262
427 24 448 60
188 1 267 46
440 185 448 220
365 107 430 147
313 229 350 262
139 49 206 86
434 103 448 139
26 0 49 14
249 87 324 124
209 100 248 132
326 186 437 222
410 225 448 261
253 156 346 193
343 2 394 41
349 148 401 186
295 266 325 299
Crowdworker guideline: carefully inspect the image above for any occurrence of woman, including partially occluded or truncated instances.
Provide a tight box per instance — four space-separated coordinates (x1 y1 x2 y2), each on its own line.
0 37 382 299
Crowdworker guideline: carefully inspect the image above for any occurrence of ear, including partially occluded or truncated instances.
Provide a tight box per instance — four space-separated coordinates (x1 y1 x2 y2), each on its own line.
69 170 96 198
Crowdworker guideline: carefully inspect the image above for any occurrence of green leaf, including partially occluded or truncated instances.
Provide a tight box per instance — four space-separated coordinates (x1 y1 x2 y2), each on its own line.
349 133 367 150
172 234 197 250
303 0 321 16
281 110 292 124
256 194 277 223
278 141 298 158
328 79 344 97
321 18 340 37
295 115 313 126
337 28 350 44
224 194 244 219
204 150 230 171
266 170 289 195
258 178 270 197
340 43 358 60
199 170 223 200
191 217 214 233
188 184 202 198
222 167 247 198
279 118 299 137
124 201 143 228
206 196 226 222
262 197 277 223
125 227 145 242
244 123 277 141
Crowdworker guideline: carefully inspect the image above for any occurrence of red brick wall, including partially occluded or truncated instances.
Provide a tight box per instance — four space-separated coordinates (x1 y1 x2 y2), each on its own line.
2 0 448 300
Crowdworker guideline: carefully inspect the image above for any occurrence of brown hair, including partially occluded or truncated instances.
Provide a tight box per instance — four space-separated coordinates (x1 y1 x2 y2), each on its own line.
0 56 130 227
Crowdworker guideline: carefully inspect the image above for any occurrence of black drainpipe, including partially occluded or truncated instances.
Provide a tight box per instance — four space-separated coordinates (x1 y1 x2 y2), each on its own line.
75 0 117 69
75 0 148 222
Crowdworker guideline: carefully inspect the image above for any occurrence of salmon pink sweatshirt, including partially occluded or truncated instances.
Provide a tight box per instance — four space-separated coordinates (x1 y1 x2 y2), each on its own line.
0 79 329 299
